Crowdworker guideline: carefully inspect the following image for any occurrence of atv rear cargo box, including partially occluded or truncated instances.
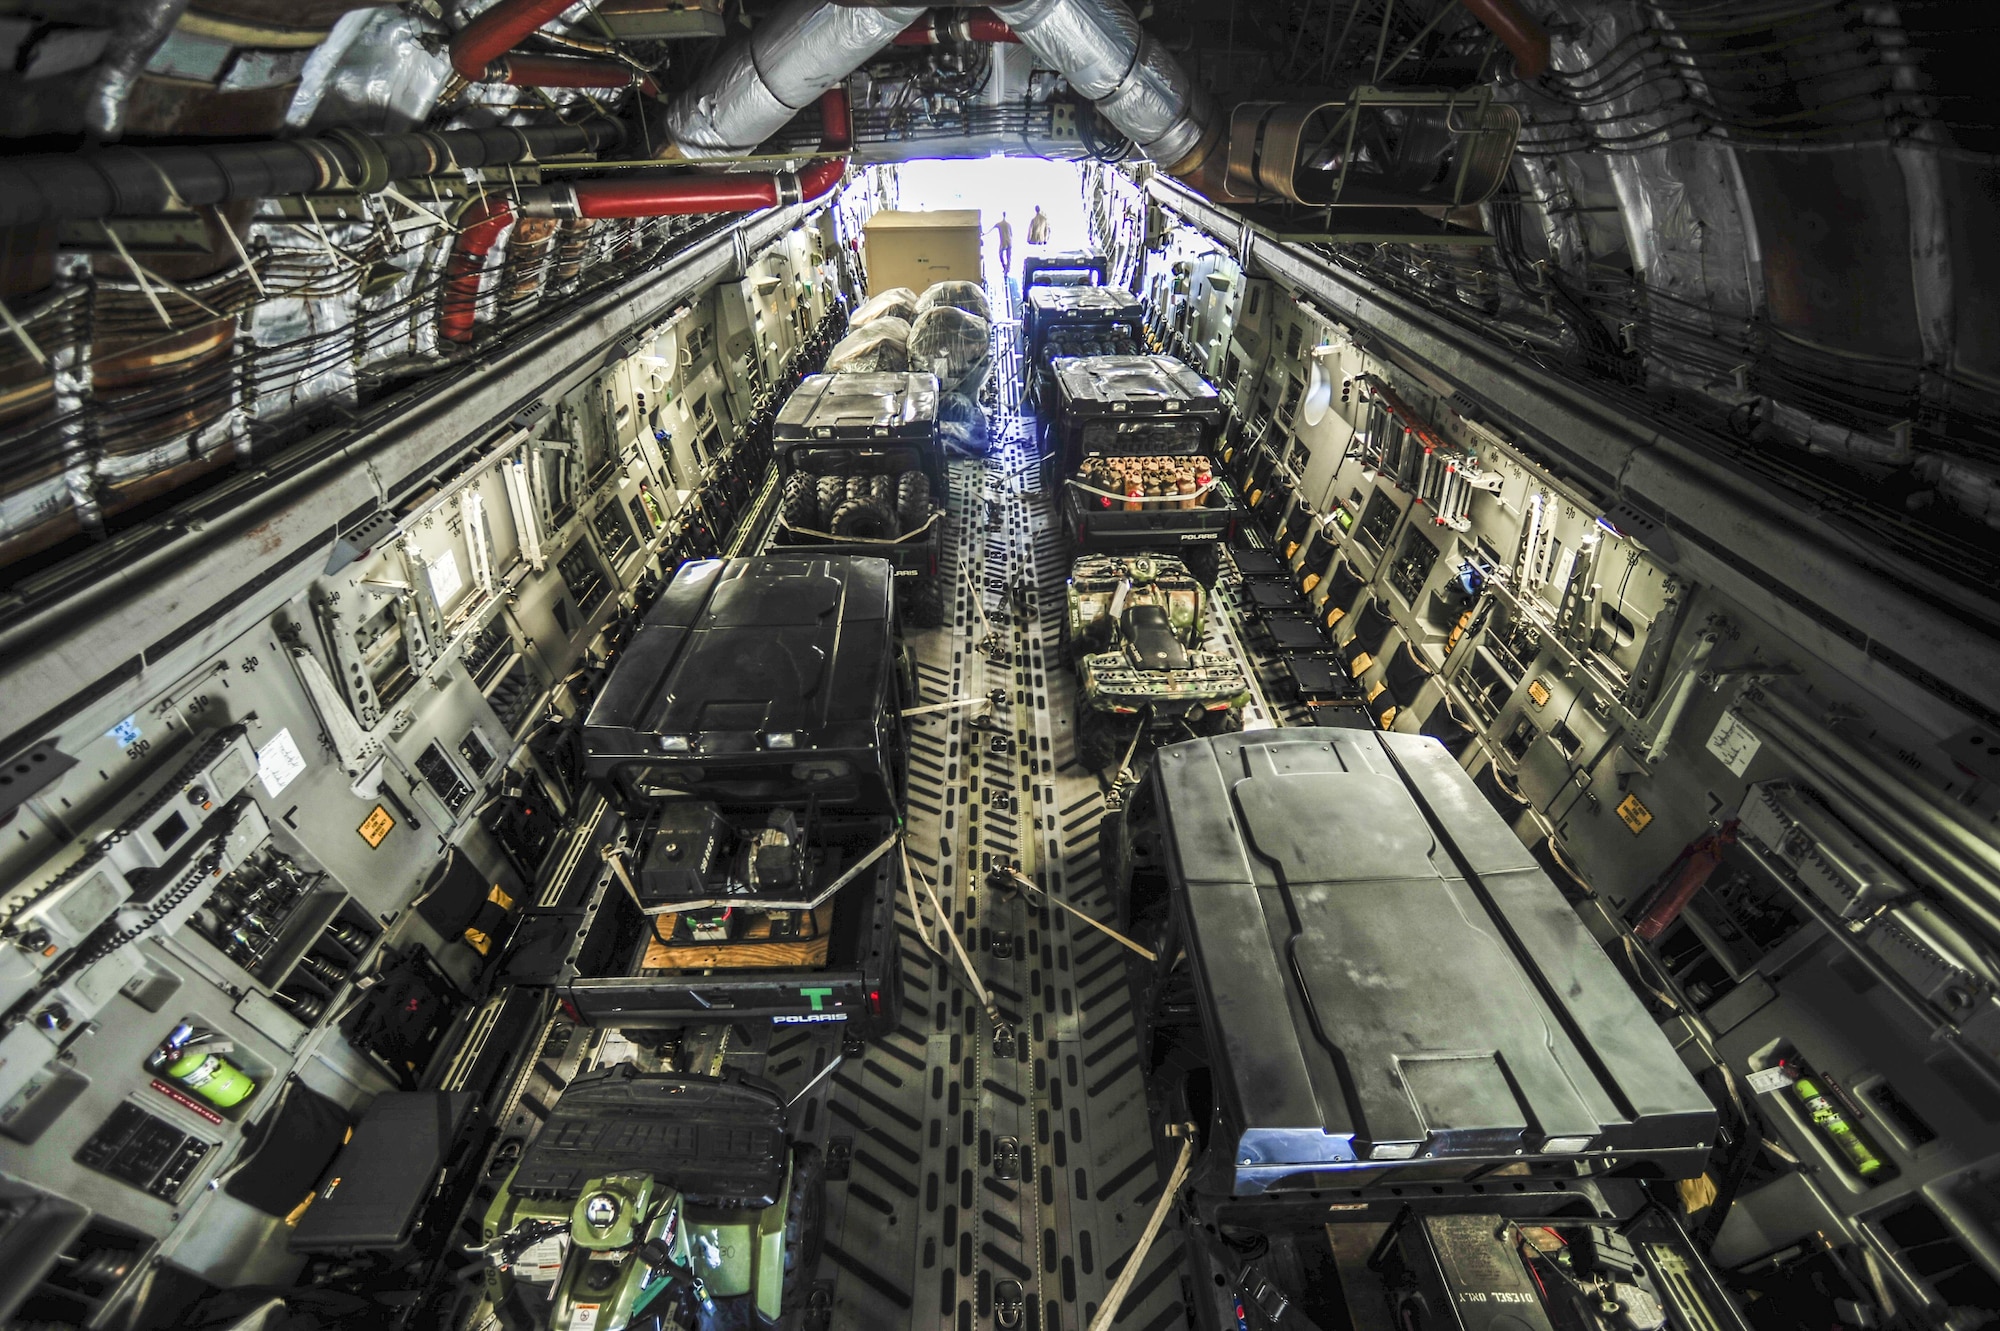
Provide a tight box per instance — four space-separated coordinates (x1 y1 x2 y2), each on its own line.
1045 355 1238 578
770 371 948 625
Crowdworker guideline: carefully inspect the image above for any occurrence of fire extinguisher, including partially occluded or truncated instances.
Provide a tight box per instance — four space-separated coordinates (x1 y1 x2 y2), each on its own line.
1632 822 1739 941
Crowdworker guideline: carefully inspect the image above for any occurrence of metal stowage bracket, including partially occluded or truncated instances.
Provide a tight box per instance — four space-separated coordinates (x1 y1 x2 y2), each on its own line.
601 827 900 915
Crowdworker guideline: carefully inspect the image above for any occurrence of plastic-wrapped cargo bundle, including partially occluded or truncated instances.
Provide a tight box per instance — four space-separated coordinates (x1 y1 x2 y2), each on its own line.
916 280 989 321
825 317 911 373
908 306 990 396
850 287 919 328
938 391 988 456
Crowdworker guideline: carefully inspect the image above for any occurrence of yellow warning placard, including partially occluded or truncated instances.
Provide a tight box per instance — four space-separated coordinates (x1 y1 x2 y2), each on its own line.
1616 793 1654 835
1527 677 1552 708
358 805 395 847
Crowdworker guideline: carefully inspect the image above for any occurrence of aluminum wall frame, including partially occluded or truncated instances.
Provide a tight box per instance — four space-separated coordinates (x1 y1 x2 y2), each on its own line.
0 200 827 763
1141 172 2000 732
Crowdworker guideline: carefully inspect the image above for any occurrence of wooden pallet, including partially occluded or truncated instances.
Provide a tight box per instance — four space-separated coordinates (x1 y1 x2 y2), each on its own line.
638 902 835 971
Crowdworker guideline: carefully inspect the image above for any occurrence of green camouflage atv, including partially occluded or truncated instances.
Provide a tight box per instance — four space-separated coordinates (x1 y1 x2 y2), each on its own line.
1061 553 1249 775
477 1064 822 1331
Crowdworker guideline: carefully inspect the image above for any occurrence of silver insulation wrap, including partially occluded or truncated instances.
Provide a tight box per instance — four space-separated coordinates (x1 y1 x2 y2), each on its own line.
1003 0 1211 167
664 0 925 158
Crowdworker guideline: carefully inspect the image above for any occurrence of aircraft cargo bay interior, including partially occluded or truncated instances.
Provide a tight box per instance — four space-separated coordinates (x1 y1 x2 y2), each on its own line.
0 4 1998 1331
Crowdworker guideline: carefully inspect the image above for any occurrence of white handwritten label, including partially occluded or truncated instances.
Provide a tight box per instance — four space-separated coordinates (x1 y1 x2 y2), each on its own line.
256 728 307 798
1706 711 1762 777
428 548 464 608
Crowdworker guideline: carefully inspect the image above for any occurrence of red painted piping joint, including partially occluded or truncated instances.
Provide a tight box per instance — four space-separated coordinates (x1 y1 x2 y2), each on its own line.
820 87 852 153
893 8 1020 45
439 195 514 344
449 0 578 81
490 53 658 95
1458 0 1551 80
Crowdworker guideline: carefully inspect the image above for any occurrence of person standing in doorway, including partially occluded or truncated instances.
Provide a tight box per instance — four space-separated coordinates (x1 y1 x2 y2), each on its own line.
1027 205 1051 245
991 211 1013 276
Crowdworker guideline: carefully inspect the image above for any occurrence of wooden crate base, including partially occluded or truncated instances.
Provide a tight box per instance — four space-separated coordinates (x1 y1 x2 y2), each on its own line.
638 902 835 971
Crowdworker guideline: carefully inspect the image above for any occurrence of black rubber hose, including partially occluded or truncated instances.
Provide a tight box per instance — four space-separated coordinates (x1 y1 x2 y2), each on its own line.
0 120 624 227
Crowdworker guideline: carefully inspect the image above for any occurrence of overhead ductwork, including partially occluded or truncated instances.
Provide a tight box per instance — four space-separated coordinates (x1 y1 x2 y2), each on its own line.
1000 0 1218 178
893 10 1020 45
0 121 623 228
661 0 1216 178
663 0 926 159
1458 0 1551 81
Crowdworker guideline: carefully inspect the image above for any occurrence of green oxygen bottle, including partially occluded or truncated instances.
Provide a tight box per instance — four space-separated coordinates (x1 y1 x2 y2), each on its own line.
1790 1074 1885 1179
160 1048 257 1109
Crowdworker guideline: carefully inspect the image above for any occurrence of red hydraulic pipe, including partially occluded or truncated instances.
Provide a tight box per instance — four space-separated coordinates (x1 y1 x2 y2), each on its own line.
439 195 515 345
449 0 577 81
795 157 848 203
1458 0 1551 80
893 8 1020 44
564 158 848 218
820 86 852 153
1632 823 1739 942
440 160 847 340
490 53 658 95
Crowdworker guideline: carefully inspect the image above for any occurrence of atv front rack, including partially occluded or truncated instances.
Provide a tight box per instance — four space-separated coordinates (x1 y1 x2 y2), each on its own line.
601 827 900 916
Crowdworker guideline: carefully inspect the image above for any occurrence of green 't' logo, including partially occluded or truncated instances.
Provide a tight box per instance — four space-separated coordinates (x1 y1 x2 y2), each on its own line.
800 987 833 1011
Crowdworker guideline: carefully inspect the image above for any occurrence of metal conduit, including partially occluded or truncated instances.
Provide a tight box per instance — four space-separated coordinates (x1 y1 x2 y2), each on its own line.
1754 688 2000 882
1734 699 2000 947
0 121 624 228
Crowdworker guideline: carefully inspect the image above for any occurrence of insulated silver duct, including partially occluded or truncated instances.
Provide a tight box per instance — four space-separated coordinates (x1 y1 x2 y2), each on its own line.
87 0 194 138
1001 0 1214 172
663 0 925 158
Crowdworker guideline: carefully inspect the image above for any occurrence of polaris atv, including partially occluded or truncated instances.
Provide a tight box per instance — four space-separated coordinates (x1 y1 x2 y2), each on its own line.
1062 553 1249 775
478 1064 822 1331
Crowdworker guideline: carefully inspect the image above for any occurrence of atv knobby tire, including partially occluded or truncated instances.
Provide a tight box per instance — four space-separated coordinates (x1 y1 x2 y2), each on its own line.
760 1143 825 1329
828 496 896 540
815 475 844 527
902 573 947 628
1183 541 1221 588
780 473 817 529
895 471 931 535
1076 706 1128 774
